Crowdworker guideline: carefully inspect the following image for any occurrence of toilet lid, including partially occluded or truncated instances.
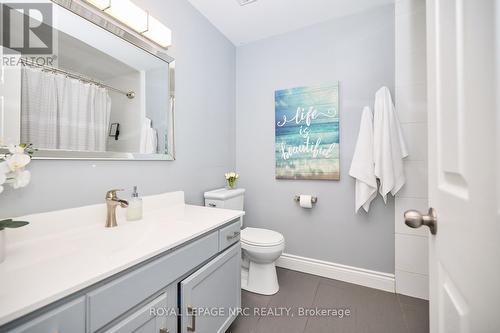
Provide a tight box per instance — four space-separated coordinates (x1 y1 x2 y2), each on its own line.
241 227 284 246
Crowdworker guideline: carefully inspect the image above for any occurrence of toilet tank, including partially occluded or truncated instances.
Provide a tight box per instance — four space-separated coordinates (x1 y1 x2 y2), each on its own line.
204 188 245 210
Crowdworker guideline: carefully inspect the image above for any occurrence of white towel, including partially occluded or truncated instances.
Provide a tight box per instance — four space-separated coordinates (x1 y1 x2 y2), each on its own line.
349 107 378 213
144 127 157 154
373 87 408 203
140 118 158 154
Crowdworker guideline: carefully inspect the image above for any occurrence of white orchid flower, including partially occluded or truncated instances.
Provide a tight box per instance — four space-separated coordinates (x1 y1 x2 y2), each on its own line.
8 144 25 154
10 170 31 189
0 161 10 174
6 152 31 172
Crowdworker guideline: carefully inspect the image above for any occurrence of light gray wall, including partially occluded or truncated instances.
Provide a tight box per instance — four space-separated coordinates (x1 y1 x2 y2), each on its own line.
0 0 236 218
236 5 396 273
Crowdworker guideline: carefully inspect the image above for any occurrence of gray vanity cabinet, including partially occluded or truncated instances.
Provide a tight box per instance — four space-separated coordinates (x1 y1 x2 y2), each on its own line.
8 297 86 333
1 218 243 333
88 232 219 332
180 244 241 333
104 293 168 333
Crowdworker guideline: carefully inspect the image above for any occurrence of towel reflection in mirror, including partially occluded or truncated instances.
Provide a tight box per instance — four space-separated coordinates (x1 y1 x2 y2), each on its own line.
140 118 158 154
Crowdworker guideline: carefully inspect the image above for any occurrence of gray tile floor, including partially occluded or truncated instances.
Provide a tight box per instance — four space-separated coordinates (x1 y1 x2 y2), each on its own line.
227 268 429 333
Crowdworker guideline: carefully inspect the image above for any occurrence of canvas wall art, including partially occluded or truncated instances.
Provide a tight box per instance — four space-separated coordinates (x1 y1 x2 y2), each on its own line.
275 83 340 180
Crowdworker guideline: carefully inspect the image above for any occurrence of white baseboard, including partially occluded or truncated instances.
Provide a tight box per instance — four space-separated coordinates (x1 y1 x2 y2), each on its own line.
276 253 395 293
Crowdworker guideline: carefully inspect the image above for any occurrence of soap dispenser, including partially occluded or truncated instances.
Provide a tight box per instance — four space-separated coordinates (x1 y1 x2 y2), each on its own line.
126 186 143 221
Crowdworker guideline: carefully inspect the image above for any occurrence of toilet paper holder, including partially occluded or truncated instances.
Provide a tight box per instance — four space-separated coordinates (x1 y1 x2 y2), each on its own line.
293 195 318 204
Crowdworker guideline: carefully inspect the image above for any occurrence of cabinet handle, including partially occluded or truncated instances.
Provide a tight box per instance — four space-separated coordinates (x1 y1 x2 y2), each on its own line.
208 203 216 207
187 305 196 332
160 329 169 333
226 231 240 241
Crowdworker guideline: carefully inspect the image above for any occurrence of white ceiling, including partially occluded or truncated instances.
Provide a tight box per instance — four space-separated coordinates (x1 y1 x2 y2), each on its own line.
187 0 395 45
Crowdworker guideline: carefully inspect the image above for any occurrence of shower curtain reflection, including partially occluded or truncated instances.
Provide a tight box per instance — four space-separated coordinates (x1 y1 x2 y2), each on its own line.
21 67 111 152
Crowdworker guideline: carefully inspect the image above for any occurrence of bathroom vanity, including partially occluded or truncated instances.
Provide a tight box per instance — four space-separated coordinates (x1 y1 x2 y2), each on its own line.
0 192 244 333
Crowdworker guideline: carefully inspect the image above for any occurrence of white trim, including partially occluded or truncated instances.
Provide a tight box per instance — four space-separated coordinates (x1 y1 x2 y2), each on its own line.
276 253 395 293
395 270 429 300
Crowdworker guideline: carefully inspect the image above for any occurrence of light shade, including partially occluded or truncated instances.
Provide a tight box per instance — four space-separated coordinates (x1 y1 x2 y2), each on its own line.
142 15 172 48
84 0 110 11
104 0 148 33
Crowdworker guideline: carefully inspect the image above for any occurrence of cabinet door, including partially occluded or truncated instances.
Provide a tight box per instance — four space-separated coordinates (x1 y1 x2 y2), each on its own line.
89 232 218 332
8 297 85 333
180 244 241 333
105 293 169 333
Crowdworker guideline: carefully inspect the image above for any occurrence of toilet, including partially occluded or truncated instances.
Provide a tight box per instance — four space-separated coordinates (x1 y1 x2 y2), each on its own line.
204 188 285 295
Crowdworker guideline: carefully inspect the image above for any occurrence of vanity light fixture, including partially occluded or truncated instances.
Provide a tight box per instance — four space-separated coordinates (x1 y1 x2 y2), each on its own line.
104 0 148 33
84 0 110 10
141 15 172 48
83 0 172 48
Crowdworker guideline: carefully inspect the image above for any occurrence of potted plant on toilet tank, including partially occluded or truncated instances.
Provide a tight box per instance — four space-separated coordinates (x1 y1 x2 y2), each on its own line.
0 144 35 263
225 172 239 189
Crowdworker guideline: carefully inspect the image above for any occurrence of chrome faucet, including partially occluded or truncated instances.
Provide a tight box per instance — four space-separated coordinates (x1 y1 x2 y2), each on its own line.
105 189 129 228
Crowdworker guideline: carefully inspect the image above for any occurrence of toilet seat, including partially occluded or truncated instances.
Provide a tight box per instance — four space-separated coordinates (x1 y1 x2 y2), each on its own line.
241 227 284 247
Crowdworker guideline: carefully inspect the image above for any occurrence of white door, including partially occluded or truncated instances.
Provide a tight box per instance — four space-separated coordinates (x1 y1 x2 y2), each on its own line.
421 0 500 332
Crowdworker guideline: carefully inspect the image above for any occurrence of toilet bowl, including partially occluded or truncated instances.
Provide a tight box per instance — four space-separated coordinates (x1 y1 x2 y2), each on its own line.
204 188 286 295
241 227 285 295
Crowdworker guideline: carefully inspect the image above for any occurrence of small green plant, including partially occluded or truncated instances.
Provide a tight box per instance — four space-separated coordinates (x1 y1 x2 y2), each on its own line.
225 172 239 189
20 143 37 157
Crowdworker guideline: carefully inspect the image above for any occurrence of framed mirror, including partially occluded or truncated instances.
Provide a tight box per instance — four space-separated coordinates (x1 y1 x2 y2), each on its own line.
0 0 175 160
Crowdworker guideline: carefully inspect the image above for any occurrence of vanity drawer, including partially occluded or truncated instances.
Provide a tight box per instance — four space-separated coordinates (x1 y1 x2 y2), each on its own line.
9 297 85 333
219 219 241 251
103 293 167 333
88 232 219 332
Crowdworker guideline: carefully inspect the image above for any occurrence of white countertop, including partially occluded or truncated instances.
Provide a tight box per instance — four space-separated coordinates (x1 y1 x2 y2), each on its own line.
0 191 244 326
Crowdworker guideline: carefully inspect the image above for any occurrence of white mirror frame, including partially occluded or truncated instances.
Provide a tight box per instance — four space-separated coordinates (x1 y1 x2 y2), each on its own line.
2 0 176 161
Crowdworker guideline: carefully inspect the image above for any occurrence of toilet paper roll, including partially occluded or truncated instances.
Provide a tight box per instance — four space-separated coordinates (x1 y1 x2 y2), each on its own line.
299 195 313 209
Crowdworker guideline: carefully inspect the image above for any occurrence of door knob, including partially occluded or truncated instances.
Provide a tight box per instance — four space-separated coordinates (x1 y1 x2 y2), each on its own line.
404 208 437 235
